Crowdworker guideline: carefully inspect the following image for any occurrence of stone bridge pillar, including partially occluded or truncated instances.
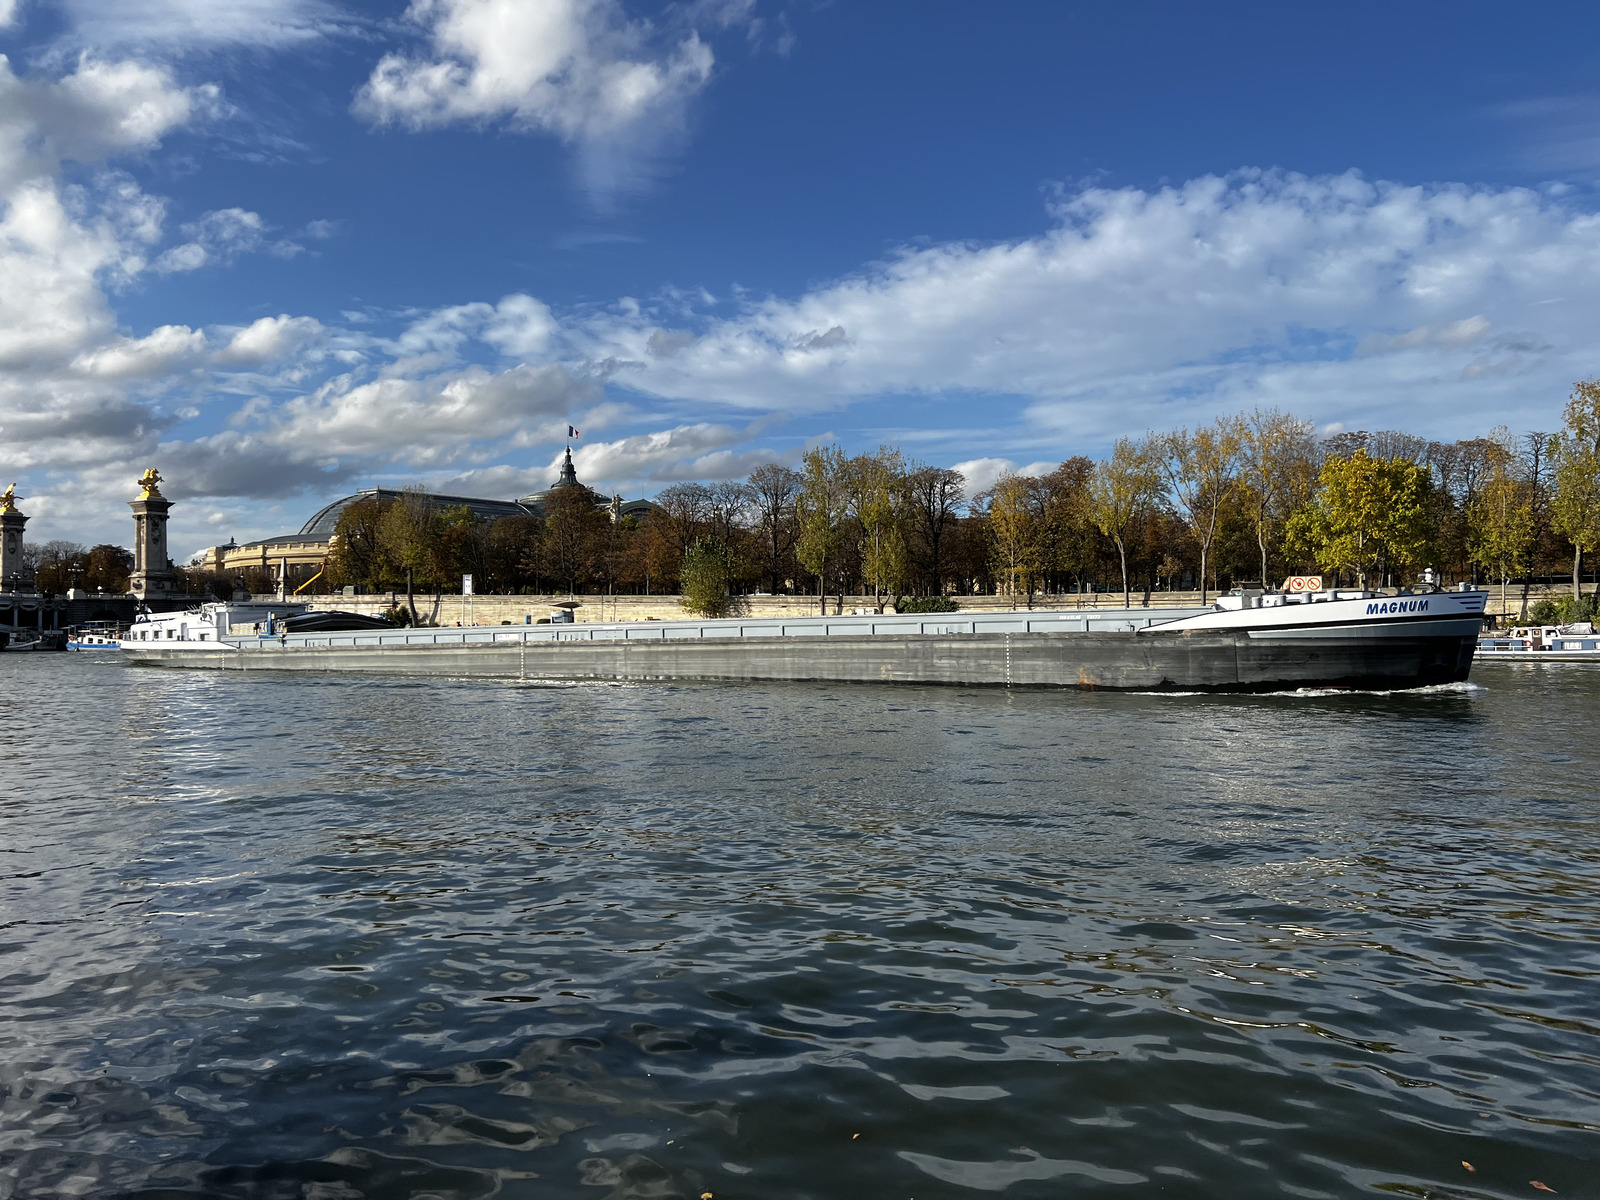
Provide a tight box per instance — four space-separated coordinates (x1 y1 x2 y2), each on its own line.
0 484 29 592
129 468 179 598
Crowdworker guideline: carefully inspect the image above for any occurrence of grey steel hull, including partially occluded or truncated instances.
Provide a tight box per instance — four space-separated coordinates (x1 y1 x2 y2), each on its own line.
124 624 1481 692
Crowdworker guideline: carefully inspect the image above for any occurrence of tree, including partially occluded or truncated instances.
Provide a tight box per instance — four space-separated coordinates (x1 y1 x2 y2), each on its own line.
904 465 965 596
746 463 802 594
1468 452 1534 620
795 445 849 614
1551 380 1600 607
985 473 1047 608
1516 429 1554 620
1287 449 1436 587
1239 409 1316 587
540 484 609 595
680 539 741 618
327 497 393 593
83 544 133 593
1037 457 1099 596
1162 416 1243 602
1090 437 1159 606
377 488 441 623
844 448 911 611
30 540 84 593
485 514 542 592
1428 436 1508 584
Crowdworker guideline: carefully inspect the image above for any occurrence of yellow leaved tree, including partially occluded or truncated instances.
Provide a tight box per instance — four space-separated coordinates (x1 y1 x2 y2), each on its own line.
1286 449 1436 588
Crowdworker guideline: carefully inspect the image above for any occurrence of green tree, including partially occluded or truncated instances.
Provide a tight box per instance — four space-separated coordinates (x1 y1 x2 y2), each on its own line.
1090 436 1159 606
796 445 849 614
1468 460 1534 620
327 497 394 593
679 538 741 618
845 448 911 611
1286 449 1436 587
540 484 610 595
1550 380 1600 606
83 544 133 593
378 488 441 623
985 473 1047 608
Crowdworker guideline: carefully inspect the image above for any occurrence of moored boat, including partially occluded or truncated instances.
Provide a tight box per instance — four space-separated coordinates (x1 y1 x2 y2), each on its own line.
67 620 125 650
1477 623 1600 663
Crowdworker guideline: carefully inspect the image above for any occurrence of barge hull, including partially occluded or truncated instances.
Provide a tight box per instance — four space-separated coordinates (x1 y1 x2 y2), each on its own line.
125 626 1480 692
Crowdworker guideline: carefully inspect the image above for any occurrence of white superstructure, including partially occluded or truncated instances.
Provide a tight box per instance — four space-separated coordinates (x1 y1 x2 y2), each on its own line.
1142 582 1488 639
120 600 310 650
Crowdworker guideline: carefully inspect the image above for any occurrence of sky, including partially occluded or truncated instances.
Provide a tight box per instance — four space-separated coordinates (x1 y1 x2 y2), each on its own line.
4 0 1600 559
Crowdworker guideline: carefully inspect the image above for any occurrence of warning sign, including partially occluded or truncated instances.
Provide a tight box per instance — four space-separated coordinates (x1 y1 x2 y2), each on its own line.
1284 576 1324 593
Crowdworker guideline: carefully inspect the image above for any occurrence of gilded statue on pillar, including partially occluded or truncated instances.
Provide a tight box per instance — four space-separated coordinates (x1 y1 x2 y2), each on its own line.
0 483 18 514
137 468 163 499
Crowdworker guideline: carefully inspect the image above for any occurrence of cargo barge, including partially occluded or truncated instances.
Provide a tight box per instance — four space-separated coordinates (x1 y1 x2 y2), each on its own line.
118 584 1490 693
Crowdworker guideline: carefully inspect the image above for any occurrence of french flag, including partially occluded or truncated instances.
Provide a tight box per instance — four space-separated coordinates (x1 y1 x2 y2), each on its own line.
568 424 581 439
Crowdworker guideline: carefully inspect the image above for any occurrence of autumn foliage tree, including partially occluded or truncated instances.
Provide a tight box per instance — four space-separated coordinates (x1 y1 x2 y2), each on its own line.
1551 380 1600 606
1287 449 1436 587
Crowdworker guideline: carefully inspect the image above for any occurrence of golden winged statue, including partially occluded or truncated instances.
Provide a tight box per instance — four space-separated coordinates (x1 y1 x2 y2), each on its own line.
0 483 17 514
137 467 163 499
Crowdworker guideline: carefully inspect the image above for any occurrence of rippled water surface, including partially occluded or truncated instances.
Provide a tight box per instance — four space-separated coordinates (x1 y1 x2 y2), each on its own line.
2 656 1598 1198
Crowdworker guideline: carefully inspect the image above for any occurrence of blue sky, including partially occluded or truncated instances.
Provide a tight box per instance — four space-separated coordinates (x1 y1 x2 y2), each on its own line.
4 0 1600 556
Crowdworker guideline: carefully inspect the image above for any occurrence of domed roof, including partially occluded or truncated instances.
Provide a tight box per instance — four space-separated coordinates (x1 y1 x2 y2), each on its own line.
280 448 654 543
298 489 530 538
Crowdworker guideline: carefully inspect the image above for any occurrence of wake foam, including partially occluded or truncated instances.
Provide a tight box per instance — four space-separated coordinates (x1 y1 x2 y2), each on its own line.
1134 681 1487 699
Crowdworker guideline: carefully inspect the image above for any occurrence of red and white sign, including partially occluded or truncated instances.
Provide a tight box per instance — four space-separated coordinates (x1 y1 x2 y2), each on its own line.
1285 576 1324 593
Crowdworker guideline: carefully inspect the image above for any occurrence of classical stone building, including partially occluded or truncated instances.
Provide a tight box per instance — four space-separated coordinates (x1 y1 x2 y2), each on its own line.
202 448 654 590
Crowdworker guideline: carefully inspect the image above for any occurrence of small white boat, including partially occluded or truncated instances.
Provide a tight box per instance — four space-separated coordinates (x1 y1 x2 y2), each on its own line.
68 621 124 650
1477 624 1600 662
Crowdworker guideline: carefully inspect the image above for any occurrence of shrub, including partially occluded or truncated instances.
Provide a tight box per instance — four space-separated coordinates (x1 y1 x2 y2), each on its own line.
1529 594 1596 625
898 594 960 614
680 540 745 619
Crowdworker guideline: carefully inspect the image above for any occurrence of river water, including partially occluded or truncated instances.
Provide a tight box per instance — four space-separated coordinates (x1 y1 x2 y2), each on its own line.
1 656 1596 1199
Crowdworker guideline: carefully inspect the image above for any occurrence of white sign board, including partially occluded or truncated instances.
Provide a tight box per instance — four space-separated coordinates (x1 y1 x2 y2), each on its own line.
462 574 473 596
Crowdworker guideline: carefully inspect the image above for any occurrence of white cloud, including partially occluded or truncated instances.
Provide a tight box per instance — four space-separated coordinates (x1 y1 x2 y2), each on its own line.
0 54 214 191
1356 315 1492 355
154 206 295 273
951 458 1055 499
483 293 557 358
20 156 1600 553
212 314 324 366
566 170 1600 440
568 420 751 483
0 0 18 30
58 0 349 50
255 362 599 464
71 323 206 378
354 0 716 194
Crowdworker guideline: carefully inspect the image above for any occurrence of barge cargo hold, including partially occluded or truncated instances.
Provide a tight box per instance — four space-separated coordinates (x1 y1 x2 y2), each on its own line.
119 586 1491 693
